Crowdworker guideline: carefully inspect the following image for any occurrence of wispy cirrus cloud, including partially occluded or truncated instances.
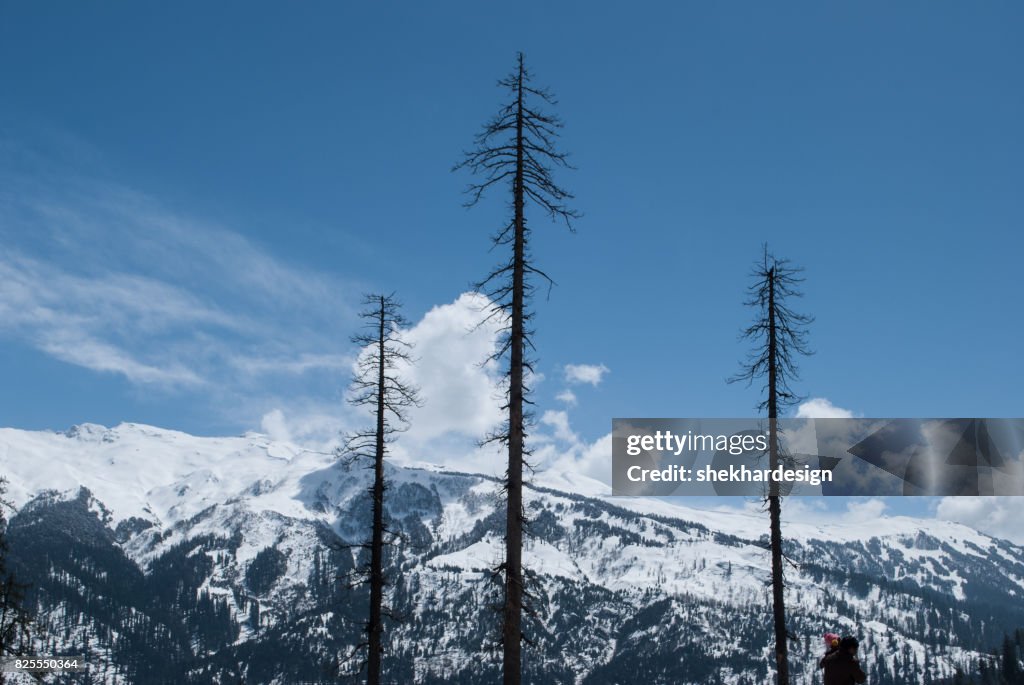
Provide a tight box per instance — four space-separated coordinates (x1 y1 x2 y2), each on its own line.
0 144 361 406
0 251 235 387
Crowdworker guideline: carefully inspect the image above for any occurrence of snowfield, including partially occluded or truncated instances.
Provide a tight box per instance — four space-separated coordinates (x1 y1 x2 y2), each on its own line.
2 422 1022 684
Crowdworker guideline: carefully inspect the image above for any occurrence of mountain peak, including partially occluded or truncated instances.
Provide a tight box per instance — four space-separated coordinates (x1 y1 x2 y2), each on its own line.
63 422 115 441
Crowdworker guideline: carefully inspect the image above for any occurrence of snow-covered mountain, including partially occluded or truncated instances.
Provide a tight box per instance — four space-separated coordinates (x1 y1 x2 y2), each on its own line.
2 423 1022 684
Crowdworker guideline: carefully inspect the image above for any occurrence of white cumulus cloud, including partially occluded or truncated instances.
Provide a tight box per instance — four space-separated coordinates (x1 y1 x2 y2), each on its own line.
260 409 293 444
555 390 577 406
795 398 857 419
395 292 505 444
844 498 888 522
541 410 577 444
935 497 1024 544
565 363 609 386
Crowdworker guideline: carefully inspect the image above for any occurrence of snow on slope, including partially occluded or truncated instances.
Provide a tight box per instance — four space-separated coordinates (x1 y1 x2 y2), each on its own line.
538 467 999 552
3 423 1023 684
4 421 1015 619
0 422 1002 554
1 423 336 526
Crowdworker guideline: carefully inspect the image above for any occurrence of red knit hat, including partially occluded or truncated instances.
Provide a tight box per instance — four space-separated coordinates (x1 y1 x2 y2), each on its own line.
824 632 840 649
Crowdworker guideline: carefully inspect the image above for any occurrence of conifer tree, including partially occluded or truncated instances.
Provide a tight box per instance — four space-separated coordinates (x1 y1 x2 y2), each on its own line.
455 52 578 684
730 247 813 685
0 478 33 684
341 295 420 685
1002 633 1022 684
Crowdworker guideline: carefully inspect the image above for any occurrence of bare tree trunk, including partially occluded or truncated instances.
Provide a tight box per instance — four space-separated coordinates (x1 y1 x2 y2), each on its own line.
502 53 526 685
343 294 419 683
367 295 386 685
731 248 811 685
766 267 789 685
455 52 577 684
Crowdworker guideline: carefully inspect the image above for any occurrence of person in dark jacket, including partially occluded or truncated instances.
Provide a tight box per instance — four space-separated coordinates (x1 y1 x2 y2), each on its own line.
819 632 841 668
821 635 867 684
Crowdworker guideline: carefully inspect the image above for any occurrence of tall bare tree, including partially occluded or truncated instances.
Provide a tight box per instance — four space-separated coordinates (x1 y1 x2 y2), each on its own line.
730 246 813 685
455 52 578 685
341 294 420 685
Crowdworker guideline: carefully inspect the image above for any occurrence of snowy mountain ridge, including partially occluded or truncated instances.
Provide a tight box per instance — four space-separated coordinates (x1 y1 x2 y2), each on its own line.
1 421 999 550
2 422 1023 684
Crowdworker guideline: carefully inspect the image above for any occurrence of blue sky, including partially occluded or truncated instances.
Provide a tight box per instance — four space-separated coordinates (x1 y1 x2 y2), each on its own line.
1 3 1022 533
